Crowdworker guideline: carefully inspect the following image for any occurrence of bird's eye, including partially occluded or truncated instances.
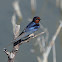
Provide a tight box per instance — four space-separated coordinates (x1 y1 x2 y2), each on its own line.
35 18 37 20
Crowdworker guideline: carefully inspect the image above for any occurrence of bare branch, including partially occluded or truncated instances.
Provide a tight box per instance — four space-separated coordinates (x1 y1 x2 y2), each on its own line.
52 43 56 62
12 1 22 19
43 21 62 60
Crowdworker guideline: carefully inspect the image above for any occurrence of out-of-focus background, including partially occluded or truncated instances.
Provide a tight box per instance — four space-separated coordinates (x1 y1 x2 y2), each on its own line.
0 0 62 62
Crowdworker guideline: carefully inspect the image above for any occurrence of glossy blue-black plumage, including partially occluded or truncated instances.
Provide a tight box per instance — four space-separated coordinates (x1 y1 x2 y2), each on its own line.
23 21 40 32
13 16 40 42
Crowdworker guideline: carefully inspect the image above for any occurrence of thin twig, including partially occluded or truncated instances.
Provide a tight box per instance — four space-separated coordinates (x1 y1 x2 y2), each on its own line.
43 21 62 59
52 43 56 62
20 32 45 44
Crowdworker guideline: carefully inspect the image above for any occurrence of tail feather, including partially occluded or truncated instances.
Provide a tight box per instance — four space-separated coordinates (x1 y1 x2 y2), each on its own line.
13 39 21 46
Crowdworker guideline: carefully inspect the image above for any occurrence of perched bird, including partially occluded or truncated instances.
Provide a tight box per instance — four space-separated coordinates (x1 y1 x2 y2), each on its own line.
13 16 41 44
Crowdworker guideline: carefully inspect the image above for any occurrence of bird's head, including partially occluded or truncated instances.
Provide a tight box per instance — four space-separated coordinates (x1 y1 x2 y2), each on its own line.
33 16 41 23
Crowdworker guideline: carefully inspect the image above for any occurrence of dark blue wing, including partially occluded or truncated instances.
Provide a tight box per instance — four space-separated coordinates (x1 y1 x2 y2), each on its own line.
19 21 36 35
13 22 40 42
24 21 40 32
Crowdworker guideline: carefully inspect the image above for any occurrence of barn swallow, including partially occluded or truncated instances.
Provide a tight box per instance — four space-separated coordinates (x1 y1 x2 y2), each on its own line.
13 16 41 43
